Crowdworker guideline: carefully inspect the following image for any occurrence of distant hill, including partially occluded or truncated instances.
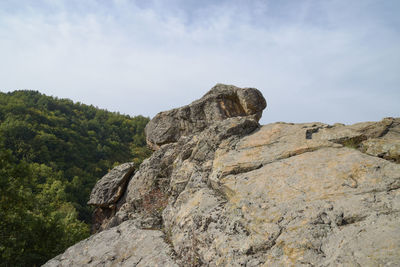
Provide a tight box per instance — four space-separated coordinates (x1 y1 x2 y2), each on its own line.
0 90 151 265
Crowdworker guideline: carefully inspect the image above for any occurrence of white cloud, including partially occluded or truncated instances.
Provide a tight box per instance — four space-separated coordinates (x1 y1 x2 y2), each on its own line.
0 0 399 124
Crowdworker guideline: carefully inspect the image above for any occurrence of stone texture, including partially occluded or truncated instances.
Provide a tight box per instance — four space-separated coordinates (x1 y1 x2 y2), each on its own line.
211 147 400 266
88 162 136 207
87 162 137 233
46 85 400 266
360 138 400 163
163 118 400 266
43 220 177 267
145 84 266 150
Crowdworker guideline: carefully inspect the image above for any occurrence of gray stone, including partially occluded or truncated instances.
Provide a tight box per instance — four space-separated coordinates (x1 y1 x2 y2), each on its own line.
43 220 177 267
87 162 135 207
145 84 266 150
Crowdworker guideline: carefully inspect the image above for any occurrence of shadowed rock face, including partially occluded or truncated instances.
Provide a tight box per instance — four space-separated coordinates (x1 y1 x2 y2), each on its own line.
88 162 136 207
45 84 400 267
87 162 136 233
145 84 266 150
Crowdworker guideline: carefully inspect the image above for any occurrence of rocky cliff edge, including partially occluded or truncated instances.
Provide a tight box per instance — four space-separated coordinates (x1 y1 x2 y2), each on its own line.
45 84 400 266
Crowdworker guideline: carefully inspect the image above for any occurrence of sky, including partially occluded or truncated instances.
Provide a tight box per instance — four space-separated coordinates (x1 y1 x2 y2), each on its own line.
0 0 399 125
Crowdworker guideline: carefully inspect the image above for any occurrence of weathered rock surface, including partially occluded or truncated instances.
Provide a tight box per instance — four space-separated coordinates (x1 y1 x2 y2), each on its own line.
88 162 136 207
87 162 136 233
43 220 177 267
145 84 266 150
45 84 400 266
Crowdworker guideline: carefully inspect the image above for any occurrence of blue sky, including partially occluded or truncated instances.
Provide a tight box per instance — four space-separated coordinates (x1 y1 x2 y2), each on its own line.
1 0 399 124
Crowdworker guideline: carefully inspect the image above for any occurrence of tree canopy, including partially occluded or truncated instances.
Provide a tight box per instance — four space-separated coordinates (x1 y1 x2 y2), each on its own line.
0 90 151 266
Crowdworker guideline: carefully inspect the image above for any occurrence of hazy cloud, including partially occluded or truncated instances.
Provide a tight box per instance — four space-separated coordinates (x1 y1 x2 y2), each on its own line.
1 0 399 124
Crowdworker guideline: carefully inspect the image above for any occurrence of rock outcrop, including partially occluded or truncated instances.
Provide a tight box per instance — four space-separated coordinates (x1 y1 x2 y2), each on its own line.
145 84 266 150
45 84 400 266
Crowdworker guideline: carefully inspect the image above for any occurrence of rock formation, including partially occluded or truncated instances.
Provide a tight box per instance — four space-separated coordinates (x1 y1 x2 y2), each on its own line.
87 162 136 232
44 84 400 266
145 84 266 150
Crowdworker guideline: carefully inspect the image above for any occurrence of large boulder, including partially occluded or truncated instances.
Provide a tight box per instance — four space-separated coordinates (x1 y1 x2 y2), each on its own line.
145 84 266 150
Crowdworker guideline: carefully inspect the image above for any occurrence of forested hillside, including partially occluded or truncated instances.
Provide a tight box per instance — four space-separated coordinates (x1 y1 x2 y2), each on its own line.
0 90 151 266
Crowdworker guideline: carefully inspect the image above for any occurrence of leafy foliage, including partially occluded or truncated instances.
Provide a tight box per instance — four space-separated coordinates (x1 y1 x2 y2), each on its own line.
0 150 90 266
0 90 151 265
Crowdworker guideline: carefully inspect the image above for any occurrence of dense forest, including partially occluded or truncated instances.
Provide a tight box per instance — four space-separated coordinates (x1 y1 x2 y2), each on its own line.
0 90 151 266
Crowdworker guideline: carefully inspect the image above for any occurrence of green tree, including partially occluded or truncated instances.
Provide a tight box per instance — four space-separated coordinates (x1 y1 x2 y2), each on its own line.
0 150 90 266
0 90 151 222
0 90 152 265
